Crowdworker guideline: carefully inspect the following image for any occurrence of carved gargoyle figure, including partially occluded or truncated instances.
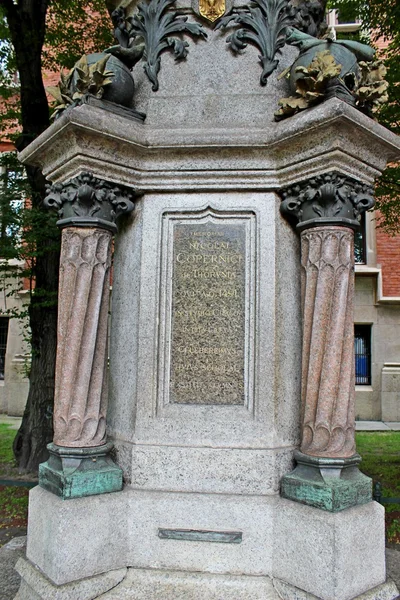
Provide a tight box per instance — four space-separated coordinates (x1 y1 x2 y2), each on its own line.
106 6 145 69
112 7 132 47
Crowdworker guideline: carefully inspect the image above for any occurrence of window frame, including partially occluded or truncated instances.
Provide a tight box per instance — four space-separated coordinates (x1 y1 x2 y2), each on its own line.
354 324 372 386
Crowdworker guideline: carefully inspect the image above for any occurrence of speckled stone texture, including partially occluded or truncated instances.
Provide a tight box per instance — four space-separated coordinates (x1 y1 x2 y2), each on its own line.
300 227 356 458
97 568 277 599
53 227 112 448
273 498 390 600
14 558 127 600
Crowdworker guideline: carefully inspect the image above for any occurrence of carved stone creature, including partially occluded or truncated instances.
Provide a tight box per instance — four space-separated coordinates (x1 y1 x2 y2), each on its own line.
291 0 328 37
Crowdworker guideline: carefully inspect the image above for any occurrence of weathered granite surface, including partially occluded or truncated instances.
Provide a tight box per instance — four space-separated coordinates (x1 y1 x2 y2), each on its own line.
97 568 277 599
18 98 400 190
53 228 112 448
108 191 300 493
14 558 127 600
273 499 388 600
300 227 356 458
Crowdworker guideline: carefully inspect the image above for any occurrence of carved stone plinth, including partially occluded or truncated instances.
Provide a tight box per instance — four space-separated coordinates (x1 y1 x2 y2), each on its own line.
40 173 135 498
280 173 374 511
39 442 122 500
281 451 371 512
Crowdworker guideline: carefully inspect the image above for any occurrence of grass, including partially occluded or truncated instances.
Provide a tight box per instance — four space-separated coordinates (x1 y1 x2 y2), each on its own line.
356 431 400 544
0 423 29 543
0 423 16 472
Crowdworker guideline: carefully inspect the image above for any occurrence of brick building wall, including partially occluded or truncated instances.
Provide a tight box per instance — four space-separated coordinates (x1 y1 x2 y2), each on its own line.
376 228 400 297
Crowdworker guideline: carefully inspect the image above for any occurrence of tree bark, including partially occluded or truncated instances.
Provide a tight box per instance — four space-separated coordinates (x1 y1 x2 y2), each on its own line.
1 0 60 472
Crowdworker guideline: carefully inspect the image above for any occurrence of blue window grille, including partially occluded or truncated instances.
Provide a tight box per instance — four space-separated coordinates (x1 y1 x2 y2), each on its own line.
354 324 371 385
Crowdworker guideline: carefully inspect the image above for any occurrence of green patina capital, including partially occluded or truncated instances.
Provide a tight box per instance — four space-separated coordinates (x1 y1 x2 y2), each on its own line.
39 442 123 500
280 172 375 231
44 172 135 233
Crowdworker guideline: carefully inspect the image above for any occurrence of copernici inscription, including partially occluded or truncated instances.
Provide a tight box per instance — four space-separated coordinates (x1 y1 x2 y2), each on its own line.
170 220 246 405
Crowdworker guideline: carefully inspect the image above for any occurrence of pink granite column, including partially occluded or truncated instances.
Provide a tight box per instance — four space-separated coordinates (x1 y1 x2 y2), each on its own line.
53 227 112 447
280 173 375 510
40 172 134 498
300 226 356 458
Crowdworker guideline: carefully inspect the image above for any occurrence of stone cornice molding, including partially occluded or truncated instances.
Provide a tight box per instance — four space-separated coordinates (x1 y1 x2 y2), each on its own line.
44 172 135 232
19 100 400 192
280 172 375 231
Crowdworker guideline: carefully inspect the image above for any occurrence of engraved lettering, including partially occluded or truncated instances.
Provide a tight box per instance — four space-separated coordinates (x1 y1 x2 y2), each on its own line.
170 221 247 405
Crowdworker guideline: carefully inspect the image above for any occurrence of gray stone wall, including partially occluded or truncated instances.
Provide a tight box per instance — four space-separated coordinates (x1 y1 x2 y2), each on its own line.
0 262 29 417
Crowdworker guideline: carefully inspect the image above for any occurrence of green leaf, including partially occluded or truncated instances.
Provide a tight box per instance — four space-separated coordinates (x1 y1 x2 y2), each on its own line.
93 54 111 74
46 86 63 103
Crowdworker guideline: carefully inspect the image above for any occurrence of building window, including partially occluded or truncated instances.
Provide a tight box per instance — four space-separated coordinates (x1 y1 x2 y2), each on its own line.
354 325 371 385
354 213 366 264
0 317 9 380
0 160 24 258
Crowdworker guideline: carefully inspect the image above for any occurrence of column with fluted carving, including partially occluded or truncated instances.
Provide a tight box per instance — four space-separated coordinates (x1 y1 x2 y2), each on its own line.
39 172 135 499
280 172 375 512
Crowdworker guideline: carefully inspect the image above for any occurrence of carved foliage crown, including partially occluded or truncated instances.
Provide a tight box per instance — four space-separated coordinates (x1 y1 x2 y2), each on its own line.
280 172 375 230
44 172 135 232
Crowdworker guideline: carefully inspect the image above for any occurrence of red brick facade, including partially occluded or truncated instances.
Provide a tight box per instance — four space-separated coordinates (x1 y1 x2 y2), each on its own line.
376 227 400 297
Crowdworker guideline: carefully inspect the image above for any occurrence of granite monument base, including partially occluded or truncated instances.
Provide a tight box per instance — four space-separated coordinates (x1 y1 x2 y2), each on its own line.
18 487 398 600
14 559 127 600
14 559 400 600
274 499 390 600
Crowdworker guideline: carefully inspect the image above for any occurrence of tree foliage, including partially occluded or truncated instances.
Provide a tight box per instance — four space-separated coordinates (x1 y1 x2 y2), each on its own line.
330 0 400 232
0 0 113 472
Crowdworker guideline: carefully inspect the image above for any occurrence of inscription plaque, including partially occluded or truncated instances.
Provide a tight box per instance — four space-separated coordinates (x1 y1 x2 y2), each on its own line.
169 220 247 405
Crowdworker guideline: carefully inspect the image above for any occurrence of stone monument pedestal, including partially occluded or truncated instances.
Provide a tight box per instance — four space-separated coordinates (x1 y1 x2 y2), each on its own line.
15 9 400 598
15 488 393 600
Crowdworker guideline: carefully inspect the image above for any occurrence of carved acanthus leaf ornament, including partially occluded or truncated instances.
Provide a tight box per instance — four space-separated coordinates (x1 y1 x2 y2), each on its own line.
108 0 207 91
215 0 295 85
44 172 135 231
280 172 375 230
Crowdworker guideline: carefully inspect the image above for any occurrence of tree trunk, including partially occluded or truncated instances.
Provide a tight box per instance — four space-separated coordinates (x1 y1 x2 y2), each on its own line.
1 0 60 472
